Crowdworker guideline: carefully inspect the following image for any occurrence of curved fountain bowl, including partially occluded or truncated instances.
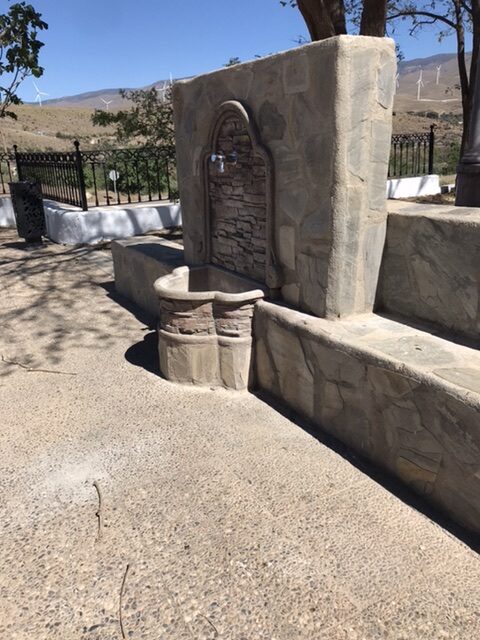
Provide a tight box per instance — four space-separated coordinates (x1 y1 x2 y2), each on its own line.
154 265 266 389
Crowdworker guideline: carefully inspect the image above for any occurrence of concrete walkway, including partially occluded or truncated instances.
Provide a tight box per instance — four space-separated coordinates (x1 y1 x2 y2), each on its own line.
0 228 479 640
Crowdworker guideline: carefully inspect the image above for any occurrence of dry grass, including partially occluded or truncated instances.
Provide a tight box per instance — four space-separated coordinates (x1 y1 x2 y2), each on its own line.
0 104 116 152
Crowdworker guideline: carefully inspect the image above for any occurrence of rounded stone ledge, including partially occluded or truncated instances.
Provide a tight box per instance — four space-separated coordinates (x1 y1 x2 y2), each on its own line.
154 266 216 302
154 266 265 304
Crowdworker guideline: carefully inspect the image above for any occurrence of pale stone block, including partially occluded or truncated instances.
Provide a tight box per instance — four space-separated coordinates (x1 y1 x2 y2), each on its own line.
361 221 387 309
282 283 300 307
267 320 314 420
219 337 253 390
378 209 480 341
278 225 296 271
283 52 309 95
159 333 219 386
254 337 276 390
377 51 396 109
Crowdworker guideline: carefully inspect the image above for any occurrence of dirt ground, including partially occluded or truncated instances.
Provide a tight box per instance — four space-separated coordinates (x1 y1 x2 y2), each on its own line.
0 228 479 639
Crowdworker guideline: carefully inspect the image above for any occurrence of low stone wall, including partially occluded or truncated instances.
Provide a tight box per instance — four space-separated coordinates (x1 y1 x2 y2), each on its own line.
254 300 480 534
111 237 185 318
378 203 480 341
44 200 182 245
0 196 15 226
1 196 182 245
386 175 440 199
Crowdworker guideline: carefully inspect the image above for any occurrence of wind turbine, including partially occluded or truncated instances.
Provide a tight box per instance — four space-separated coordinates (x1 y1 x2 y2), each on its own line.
416 70 424 101
33 80 49 107
395 72 400 94
436 65 442 85
159 81 167 101
101 98 112 111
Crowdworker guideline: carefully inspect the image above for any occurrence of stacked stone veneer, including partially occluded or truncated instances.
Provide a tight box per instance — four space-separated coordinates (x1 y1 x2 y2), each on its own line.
173 35 396 317
209 113 267 282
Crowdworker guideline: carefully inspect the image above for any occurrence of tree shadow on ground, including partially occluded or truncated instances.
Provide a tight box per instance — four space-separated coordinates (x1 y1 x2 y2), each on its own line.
0 229 136 378
253 388 480 554
98 282 162 377
99 280 156 329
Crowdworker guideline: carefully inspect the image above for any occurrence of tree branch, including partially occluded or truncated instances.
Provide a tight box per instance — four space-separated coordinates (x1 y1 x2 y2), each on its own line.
461 1 473 14
386 10 457 30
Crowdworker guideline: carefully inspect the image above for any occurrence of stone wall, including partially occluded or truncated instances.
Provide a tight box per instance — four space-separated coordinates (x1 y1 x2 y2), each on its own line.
254 300 480 534
173 35 396 318
378 204 480 341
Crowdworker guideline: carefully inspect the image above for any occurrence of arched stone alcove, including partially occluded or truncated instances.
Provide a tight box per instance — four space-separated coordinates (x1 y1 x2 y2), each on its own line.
204 101 278 288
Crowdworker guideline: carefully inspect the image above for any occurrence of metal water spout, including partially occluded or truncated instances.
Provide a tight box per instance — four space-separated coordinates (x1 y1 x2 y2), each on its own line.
210 151 238 174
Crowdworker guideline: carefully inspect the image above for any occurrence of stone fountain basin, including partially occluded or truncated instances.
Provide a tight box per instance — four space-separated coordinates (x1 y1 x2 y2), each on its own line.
154 265 265 389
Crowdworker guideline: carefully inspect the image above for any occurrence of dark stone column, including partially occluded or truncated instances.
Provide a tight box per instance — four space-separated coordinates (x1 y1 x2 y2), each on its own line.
456 49 480 206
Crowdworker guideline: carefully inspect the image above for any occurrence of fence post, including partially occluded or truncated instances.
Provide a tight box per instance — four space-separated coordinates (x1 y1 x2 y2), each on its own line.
74 140 88 211
13 144 23 181
428 124 435 175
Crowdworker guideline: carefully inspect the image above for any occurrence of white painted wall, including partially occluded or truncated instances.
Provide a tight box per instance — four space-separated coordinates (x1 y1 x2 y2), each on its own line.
386 174 441 199
43 201 182 245
0 196 15 226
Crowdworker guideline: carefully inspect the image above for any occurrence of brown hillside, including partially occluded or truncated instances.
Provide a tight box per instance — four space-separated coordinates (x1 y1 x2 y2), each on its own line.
0 105 116 152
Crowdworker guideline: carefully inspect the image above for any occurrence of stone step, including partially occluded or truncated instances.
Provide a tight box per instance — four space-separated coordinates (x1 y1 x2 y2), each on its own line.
254 303 480 534
379 202 480 342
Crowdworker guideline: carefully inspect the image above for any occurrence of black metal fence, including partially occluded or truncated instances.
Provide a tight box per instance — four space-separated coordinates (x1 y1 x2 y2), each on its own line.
5 128 435 207
388 125 435 178
15 143 87 209
13 141 177 211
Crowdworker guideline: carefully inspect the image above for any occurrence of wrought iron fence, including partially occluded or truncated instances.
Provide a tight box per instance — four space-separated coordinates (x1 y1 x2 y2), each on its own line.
0 152 16 194
80 146 176 209
15 143 87 209
8 129 434 208
388 125 435 178
13 141 177 211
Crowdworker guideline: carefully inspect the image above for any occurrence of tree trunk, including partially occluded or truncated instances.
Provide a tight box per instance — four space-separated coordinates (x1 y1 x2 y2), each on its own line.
325 0 347 35
297 0 346 41
360 0 387 36
468 0 480 152
452 0 470 153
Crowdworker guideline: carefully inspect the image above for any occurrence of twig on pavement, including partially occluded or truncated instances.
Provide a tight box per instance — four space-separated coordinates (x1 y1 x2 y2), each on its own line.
1 355 77 376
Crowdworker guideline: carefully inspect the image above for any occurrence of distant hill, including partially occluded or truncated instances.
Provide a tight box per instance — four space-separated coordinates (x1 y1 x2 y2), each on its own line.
4 51 466 152
0 105 117 152
36 51 467 114
395 51 468 114
40 79 174 109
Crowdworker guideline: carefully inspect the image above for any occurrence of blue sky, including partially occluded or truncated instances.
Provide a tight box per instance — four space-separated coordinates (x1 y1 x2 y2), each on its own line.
17 0 472 100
